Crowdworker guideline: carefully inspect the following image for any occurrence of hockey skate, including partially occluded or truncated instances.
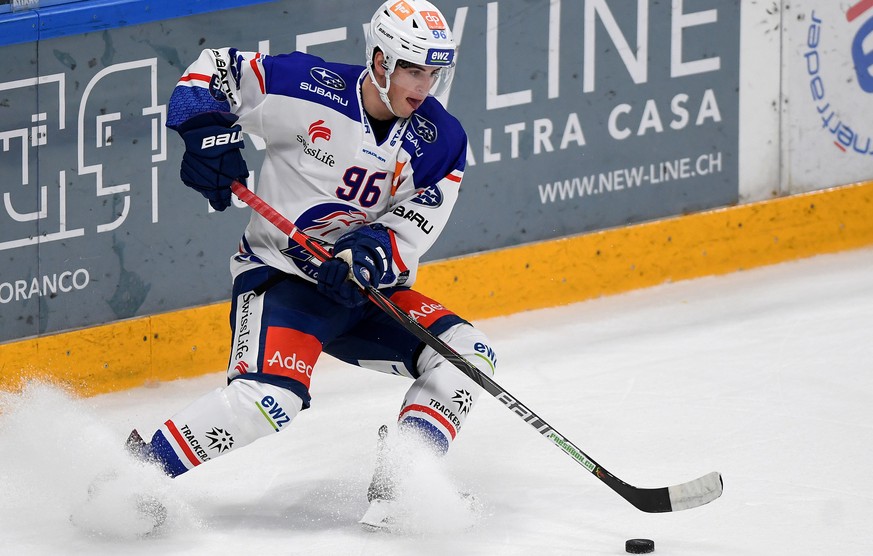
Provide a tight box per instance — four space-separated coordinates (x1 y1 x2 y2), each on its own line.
70 430 168 537
358 424 485 533
359 425 397 532
124 429 168 532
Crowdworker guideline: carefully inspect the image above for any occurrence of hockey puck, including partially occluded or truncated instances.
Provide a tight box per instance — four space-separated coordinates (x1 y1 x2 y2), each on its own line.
625 538 655 553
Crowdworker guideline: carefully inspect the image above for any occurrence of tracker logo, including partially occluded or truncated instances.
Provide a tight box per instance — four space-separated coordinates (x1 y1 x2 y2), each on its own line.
803 5 873 155
204 427 234 454
452 389 473 416
411 114 437 143
308 120 331 143
310 67 345 90
179 424 210 462
428 398 461 430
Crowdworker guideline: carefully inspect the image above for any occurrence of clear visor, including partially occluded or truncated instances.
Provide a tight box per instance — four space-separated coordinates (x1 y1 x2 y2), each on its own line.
387 60 454 97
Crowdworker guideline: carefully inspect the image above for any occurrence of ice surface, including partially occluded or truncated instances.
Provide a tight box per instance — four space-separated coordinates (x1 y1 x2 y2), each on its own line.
1 247 871 555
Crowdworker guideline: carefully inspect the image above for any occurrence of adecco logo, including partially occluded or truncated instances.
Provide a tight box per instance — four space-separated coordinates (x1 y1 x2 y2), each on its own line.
803 4 873 155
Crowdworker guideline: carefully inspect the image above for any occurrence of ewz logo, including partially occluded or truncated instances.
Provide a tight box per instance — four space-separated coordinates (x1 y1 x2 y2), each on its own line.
259 395 292 431
426 48 454 66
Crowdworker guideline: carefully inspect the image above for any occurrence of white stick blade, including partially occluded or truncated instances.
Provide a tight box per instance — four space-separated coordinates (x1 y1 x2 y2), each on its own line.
668 471 723 511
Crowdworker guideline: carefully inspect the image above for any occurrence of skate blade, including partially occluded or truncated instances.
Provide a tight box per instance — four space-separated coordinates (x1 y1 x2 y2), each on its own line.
359 499 396 532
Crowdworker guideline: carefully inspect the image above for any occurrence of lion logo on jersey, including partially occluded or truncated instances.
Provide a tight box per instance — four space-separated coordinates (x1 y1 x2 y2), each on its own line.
280 203 367 279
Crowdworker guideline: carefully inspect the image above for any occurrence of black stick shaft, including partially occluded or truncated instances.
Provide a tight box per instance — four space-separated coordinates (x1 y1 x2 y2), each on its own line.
231 181 722 513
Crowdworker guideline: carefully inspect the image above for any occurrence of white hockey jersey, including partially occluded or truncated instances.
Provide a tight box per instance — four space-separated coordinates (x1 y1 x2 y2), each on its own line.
167 48 467 287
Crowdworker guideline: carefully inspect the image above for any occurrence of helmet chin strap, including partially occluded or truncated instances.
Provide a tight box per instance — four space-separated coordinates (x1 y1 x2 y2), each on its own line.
367 65 401 118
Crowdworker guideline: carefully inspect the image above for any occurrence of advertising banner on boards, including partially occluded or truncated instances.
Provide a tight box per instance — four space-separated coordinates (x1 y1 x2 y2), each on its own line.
787 1 873 191
0 0 740 343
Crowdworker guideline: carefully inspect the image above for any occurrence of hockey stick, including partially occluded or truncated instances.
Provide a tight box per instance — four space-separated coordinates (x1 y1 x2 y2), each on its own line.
230 181 723 513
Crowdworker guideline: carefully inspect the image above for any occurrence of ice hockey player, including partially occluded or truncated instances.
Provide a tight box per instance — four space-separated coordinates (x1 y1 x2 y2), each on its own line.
127 0 497 529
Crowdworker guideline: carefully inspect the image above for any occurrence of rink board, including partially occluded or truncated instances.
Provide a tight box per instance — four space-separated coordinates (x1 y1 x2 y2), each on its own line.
2 179 871 397
0 1 741 344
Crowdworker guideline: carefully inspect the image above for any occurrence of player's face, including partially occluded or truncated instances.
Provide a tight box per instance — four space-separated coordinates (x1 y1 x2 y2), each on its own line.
388 63 441 117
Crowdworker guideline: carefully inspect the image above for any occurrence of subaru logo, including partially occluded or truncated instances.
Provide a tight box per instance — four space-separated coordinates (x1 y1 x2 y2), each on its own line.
310 67 346 90
412 113 438 143
410 183 443 207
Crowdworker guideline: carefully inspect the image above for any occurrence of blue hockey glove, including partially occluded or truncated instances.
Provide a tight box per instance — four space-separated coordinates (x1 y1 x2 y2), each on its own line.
316 224 393 308
177 112 249 211
316 257 365 307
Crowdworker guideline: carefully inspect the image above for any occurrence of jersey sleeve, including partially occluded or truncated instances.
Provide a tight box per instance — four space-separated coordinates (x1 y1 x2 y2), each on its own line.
375 107 468 287
166 47 271 136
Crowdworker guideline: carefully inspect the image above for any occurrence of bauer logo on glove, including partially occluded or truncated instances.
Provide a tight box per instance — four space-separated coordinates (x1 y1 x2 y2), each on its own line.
201 130 245 149
175 111 249 211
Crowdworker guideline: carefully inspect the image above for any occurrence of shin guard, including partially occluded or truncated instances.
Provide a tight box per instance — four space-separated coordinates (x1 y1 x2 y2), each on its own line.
148 378 302 476
398 323 497 454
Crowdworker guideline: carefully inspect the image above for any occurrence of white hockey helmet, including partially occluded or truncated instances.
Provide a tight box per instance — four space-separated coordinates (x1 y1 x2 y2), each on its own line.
366 0 457 113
